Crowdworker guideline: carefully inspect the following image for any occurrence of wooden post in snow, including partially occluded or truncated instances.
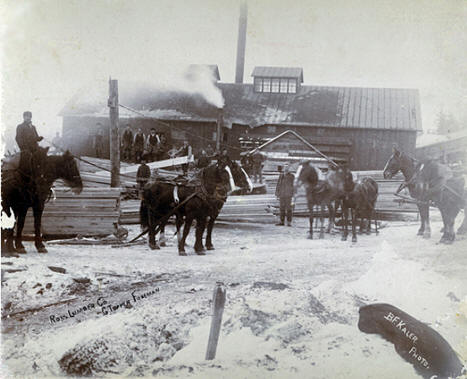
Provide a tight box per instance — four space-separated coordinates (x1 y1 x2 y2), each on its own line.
205 282 226 360
108 78 120 187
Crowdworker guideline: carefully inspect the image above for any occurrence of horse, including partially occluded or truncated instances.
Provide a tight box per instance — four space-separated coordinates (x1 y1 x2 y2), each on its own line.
413 159 464 243
341 168 379 242
383 147 465 243
203 160 252 251
140 161 251 255
1 148 83 254
294 161 346 239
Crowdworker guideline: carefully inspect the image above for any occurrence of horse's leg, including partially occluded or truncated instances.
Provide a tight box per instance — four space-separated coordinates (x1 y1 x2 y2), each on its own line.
205 214 216 250
341 204 348 241
15 207 27 254
194 216 207 255
307 199 314 239
457 203 467 235
423 204 431 239
148 210 159 250
32 203 47 253
351 208 358 243
319 204 325 239
159 224 167 247
176 214 184 246
326 201 335 233
179 215 194 256
416 203 425 236
439 208 448 244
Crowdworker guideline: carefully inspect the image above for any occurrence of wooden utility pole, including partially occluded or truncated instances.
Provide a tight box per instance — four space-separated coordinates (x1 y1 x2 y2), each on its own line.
205 282 226 360
108 78 120 187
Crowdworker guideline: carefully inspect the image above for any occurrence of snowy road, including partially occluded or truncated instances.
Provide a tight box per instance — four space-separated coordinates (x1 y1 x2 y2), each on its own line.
1 214 466 378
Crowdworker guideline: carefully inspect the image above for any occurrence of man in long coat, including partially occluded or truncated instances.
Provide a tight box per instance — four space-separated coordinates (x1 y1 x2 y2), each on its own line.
275 164 295 226
121 124 134 162
133 128 145 163
16 111 44 179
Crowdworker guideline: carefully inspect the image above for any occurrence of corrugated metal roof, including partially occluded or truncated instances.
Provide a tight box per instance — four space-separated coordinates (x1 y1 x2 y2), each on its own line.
60 82 421 131
251 66 304 83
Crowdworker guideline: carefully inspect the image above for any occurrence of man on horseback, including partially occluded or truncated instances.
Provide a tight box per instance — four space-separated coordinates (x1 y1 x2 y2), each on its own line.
15 111 45 182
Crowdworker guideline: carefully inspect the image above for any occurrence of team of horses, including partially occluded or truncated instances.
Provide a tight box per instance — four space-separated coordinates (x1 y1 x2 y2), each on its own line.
1 146 465 256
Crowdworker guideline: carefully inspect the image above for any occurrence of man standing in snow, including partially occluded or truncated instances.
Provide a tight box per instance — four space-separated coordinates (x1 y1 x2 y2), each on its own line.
275 164 295 226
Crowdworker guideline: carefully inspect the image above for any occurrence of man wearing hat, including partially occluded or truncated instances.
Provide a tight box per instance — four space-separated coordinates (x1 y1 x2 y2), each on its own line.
275 163 295 226
16 111 43 153
16 111 44 180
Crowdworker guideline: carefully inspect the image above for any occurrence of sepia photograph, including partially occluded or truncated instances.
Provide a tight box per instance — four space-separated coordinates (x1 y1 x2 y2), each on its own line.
1 0 466 377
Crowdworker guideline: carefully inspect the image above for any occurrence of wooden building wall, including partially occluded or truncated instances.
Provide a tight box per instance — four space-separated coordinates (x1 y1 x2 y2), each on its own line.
62 116 220 158
228 124 417 170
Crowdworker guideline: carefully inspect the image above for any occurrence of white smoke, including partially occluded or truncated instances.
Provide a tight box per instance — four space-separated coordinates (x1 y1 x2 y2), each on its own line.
181 64 225 109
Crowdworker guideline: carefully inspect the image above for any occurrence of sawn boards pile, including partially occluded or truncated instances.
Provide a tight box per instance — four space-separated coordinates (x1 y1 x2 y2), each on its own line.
23 187 121 236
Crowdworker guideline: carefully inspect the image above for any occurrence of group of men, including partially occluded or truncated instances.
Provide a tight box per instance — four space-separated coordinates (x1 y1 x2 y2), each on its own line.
119 125 171 163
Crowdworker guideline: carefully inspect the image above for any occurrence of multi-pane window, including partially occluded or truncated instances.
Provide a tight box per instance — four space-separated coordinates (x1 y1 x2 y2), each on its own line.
271 78 280 93
253 77 299 93
254 78 262 92
288 79 297 93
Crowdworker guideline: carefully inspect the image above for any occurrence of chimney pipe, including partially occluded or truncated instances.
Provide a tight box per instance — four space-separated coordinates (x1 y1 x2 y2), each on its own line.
235 1 247 84
216 108 223 151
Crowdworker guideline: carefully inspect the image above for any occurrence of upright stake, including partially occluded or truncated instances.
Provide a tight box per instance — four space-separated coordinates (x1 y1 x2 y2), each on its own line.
108 78 120 187
205 282 226 360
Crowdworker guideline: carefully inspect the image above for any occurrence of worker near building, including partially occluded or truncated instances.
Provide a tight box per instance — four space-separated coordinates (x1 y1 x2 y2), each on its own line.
133 128 145 163
177 140 192 174
52 131 63 153
121 124 133 162
136 154 151 198
146 128 160 162
94 125 105 158
275 164 295 226
197 149 210 168
251 151 266 183
240 152 252 175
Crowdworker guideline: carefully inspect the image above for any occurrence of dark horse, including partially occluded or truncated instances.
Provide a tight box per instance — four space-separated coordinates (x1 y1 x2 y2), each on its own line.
383 147 464 244
140 161 251 255
1 148 83 254
294 161 346 239
341 168 379 242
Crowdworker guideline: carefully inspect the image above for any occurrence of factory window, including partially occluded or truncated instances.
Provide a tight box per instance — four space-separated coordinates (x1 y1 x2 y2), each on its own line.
288 79 297 93
271 78 280 93
254 78 263 92
254 77 298 93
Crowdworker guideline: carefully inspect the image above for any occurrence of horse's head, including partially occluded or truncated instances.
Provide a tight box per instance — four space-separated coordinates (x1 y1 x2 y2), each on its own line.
228 160 253 193
58 151 83 194
383 146 417 180
339 165 355 192
294 160 318 189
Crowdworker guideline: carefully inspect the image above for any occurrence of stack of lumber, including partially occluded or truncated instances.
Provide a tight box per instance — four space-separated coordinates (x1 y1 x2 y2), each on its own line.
79 156 190 188
23 187 121 236
118 170 417 225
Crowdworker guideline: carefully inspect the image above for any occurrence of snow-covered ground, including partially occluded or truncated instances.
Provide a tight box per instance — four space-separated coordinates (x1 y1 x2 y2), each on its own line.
1 213 467 378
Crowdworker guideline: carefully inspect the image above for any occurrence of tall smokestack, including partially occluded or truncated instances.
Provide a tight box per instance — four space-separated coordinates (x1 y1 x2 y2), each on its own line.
235 1 248 84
